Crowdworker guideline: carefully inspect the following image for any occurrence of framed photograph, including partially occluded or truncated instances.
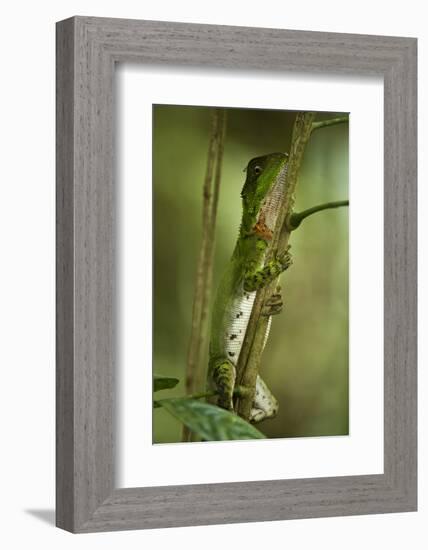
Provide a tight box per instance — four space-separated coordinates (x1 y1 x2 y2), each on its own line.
56 16 417 532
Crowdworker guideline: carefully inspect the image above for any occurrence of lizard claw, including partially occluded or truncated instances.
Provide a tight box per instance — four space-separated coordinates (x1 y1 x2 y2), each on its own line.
277 246 292 271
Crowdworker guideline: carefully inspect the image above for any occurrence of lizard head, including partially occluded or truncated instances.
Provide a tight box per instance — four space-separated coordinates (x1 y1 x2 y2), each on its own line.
240 152 289 240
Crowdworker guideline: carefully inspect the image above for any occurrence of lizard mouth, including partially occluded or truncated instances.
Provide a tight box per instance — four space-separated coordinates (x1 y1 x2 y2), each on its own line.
253 163 288 239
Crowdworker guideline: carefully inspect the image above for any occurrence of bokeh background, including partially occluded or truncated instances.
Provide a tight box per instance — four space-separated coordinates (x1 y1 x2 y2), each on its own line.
153 105 349 443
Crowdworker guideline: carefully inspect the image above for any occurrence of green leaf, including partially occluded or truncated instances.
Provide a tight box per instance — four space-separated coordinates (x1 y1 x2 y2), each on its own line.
158 398 266 441
153 375 180 392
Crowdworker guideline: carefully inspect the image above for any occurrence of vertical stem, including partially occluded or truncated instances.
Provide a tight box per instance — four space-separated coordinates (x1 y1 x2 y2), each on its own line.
235 112 316 420
183 108 227 441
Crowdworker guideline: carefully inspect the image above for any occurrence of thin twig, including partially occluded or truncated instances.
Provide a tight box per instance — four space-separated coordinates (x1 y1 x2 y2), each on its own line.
288 200 349 230
183 108 227 441
312 116 349 131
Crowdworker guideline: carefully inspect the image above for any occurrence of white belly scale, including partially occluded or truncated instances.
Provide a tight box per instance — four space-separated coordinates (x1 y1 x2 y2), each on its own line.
223 288 272 366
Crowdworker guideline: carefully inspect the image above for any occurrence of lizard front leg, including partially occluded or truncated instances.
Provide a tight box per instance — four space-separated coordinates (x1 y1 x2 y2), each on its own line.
243 248 292 292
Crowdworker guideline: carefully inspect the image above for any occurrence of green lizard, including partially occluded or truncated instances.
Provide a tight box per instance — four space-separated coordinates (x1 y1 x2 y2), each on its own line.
208 152 292 423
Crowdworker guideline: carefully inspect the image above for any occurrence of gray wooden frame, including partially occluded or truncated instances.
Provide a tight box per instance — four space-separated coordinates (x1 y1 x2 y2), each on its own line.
56 16 417 533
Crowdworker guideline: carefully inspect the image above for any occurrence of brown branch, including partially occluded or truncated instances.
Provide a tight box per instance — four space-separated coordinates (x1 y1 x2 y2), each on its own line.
235 112 316 420
183 108 227 441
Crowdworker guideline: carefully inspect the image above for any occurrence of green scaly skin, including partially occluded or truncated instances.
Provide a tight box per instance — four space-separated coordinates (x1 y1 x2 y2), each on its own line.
208 152 292 422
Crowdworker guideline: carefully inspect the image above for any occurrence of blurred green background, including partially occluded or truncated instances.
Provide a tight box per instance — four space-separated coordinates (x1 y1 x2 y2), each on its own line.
153 105 349 443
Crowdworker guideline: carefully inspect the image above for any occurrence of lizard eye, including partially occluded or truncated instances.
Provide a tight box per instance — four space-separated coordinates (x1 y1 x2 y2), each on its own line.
254 165 262 176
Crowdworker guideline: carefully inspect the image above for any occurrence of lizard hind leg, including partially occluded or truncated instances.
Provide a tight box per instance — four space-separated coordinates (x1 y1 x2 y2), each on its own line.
250 375 279 423
211 359 236 411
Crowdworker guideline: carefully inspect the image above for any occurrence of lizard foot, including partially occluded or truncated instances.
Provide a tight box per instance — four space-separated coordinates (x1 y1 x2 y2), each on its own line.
262 291 284 316
277 245 293 271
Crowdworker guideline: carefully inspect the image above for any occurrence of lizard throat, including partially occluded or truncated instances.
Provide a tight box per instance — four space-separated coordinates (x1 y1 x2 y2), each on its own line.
253 163 288 239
